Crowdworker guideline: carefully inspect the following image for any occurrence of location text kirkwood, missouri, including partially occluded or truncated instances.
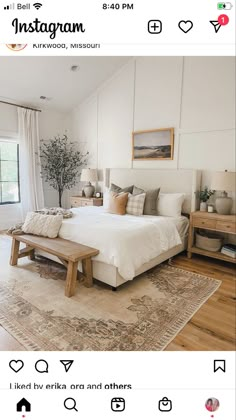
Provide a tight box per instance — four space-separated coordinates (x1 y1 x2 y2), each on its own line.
12 18 86 39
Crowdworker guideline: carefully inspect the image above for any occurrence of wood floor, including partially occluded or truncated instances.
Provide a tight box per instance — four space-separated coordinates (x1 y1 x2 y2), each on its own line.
166 254 235 351
0 253 235 351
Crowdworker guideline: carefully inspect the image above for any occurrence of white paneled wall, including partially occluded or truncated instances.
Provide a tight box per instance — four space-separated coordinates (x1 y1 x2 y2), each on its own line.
98 60 135 169
73 95 98 167
133 57 183 169
73 57 235 177
181 57 235 131
71 95 99 197
179 130 235 171
134 57 183 130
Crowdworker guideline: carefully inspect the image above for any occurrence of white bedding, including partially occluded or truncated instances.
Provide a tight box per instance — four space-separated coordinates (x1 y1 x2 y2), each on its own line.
59 207 183 280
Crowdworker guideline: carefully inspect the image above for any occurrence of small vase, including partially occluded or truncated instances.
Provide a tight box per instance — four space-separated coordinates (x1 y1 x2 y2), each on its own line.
200 202 207 212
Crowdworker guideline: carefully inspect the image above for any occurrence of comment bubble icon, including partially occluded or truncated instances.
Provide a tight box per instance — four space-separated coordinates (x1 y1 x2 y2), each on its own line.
35 359 49 373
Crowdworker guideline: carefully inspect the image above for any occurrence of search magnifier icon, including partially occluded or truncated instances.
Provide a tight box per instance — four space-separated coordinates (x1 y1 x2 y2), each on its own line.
64 398 78 412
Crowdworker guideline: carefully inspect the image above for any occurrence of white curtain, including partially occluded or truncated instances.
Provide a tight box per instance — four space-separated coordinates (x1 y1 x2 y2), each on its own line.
18 108 44 218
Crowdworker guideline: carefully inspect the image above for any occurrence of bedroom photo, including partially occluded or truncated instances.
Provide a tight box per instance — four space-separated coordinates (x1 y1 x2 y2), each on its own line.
0 56 235 352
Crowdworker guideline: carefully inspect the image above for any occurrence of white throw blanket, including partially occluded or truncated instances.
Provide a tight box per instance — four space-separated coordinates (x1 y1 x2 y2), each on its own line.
59 207 182 280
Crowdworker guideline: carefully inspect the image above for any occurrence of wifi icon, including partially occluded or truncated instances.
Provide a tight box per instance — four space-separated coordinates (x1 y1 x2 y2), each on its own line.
33 2 42 9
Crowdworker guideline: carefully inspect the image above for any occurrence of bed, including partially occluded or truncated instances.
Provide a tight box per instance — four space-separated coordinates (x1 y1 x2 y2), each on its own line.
39 168 201 288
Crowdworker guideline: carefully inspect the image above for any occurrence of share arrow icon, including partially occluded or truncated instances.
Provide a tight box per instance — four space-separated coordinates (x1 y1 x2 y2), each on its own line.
60 360 74 372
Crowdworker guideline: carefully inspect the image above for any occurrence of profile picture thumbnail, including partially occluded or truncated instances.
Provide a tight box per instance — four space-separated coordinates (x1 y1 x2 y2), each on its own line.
6 44 27 51
205 398 220 412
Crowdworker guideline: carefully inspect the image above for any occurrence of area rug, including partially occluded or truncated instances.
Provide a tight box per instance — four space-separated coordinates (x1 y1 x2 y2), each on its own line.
0 235 221 351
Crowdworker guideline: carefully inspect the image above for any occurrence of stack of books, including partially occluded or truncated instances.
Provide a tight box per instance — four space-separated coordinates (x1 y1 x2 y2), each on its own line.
221 244 236 259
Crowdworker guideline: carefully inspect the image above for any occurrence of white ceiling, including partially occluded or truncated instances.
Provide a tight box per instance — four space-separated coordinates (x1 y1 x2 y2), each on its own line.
0 57 131 113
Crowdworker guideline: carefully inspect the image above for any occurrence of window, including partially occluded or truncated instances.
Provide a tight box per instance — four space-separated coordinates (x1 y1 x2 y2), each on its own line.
0 140 20 205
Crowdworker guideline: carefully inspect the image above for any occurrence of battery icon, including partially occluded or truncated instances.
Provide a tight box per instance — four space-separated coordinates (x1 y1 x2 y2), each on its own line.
217 2 233 10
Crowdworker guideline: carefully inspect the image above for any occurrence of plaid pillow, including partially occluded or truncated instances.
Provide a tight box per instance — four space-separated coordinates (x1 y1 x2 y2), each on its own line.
126 193 146 216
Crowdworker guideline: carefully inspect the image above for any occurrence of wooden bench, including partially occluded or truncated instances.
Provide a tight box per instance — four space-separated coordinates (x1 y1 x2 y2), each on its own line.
9 234 99 298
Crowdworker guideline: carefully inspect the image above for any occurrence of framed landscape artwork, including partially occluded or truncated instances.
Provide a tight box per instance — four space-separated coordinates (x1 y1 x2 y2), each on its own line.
132 128 174 160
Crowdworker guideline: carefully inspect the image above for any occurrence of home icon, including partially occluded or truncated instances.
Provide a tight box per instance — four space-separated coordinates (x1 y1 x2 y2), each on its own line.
16 398 31 412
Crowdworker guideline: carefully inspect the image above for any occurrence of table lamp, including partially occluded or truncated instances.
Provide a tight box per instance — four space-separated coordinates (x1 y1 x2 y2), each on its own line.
80 169 98 198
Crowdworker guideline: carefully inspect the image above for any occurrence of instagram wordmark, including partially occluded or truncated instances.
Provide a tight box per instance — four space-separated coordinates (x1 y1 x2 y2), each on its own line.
12 18 86 39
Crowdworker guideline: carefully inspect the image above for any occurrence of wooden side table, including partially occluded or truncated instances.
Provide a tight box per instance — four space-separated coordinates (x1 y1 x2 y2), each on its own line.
187 211 236 263
70 196 103 208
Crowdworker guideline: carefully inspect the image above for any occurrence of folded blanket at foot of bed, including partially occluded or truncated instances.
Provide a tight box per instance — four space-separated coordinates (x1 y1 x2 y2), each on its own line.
35 207 73 218
7 223 24 235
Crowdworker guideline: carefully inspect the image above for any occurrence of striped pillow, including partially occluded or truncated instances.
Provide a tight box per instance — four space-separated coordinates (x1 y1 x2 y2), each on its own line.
126 193 146 216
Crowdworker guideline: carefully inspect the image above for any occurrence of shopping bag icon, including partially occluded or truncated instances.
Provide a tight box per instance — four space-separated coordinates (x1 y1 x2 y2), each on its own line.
158 397 172 412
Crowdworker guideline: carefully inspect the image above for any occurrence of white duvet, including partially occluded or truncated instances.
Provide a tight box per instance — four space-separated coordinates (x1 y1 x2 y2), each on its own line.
59 207 182 280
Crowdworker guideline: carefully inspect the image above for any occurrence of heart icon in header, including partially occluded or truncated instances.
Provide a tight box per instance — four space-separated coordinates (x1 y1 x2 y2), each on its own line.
178 20 194 33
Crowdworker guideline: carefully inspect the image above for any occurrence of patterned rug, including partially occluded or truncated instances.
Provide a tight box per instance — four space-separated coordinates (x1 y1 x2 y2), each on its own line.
0 235 221 351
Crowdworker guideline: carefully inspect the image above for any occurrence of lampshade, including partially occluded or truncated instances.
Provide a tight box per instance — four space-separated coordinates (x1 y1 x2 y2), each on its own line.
211 171 235 192
80 168 98 182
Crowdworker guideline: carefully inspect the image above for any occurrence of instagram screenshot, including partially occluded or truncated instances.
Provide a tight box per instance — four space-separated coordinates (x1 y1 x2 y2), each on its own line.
0 0 235 418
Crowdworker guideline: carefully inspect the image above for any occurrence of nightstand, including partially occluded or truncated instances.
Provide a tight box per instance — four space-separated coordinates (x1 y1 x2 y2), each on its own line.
187 211 236 263
70 196 103 208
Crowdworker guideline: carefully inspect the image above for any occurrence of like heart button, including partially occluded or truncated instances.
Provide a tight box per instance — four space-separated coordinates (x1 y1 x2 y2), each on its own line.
9 360 24 373
178 20 193 33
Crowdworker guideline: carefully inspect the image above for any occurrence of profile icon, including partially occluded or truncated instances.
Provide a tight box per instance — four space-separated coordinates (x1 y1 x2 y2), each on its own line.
6 44 27 51
205 398 220 412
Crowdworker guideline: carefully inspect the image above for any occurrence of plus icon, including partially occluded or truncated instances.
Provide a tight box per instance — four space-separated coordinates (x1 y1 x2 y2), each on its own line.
148 20 162 34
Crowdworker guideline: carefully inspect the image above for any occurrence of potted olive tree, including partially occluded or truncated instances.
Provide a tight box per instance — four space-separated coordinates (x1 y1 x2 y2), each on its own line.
199 187 215 212
39 134 89 207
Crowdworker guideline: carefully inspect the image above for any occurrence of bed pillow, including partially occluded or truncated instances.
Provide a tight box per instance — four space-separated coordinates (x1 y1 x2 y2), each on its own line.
143 189 160 215
107 192 129 215
126 193 146 216
157 193 185 217
133 186 144 195
133 186 160 215
110 183 134 194
103 187 131 211
22 212 63 238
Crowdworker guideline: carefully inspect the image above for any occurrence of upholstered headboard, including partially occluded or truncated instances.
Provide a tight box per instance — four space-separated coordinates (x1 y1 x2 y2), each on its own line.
104 168 201 214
